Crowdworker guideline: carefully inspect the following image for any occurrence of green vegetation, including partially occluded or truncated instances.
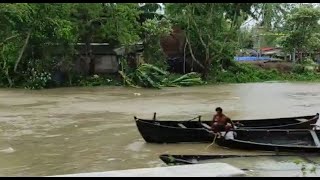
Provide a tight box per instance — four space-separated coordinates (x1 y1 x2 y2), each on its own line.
166 3 253 79
0 3 319 90
279 4 320 59
294 159 317 177
210 63 320 84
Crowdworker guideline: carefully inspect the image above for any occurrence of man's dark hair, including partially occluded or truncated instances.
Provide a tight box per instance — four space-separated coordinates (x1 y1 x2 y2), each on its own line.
215 107 222 112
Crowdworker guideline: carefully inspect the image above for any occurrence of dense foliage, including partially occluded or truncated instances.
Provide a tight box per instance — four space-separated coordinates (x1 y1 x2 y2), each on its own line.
278 5 320 58
0 3 319 89
165 3 255 79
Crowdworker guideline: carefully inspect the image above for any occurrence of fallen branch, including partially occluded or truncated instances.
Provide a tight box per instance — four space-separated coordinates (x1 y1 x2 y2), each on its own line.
14 31 31 73
0 34 20 47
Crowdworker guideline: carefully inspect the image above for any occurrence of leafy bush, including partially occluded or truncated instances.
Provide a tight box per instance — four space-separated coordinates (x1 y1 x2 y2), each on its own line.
24 69 52 89
292 64 307 74
210 62 320 84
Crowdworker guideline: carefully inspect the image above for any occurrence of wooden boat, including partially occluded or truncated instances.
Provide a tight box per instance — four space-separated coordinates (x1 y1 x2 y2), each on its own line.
215 128 320 153
159 154 320 176
134 113 319 143
159 154 302 166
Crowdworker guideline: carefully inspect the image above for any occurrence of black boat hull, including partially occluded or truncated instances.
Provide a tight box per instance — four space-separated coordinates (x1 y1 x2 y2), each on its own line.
136 120 214 143
159 154 300 165
215 129 320 153
135 113 319 143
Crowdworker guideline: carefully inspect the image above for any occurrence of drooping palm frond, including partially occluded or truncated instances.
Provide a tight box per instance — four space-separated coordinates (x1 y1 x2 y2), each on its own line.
119 63 205 89
139 63 168 75
170 72 199 83
118 70 140 88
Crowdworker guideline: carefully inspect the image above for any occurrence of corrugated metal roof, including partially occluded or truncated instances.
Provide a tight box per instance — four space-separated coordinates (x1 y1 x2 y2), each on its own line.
234 56 272 61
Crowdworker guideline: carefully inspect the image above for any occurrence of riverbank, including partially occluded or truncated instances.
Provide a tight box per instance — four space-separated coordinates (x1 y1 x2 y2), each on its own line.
76 62 320 89
209 63 320 84
1 62 319 90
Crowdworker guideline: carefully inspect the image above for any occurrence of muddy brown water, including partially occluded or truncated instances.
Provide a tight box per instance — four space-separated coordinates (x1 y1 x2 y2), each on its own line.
0 82 320 176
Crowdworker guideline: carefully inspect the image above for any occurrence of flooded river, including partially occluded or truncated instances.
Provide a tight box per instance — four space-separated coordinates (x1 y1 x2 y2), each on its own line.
0 82 320 176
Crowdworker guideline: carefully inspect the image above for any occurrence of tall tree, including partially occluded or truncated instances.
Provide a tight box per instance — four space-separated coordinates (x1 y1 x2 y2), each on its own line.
70 3 142 74
252 3 295 31
0 3 77 87
165 3 254 79
279 5 320 62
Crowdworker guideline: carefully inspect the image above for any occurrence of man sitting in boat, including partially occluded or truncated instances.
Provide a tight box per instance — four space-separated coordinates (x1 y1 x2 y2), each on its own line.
211 107 233 133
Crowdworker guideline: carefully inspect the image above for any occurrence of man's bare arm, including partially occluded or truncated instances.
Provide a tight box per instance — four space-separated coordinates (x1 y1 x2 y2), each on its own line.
212 115 217 122
226 117 234 126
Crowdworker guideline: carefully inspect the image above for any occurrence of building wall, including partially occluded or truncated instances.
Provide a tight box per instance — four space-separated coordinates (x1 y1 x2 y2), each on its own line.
72 44 121 75
73 54 119 75
94 55 119 73
73 56 90 75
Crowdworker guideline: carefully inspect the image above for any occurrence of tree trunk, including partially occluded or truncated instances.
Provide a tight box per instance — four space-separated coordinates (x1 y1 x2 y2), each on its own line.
89 55 95 75
14 31 31 72
202 56 210 80
202 46 211 80
183 39 187 74
292 48 296 63
86 41 95 75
